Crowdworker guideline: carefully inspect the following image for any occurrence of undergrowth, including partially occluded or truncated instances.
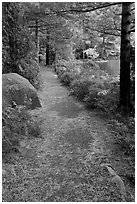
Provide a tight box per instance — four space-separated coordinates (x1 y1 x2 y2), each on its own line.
19 52 43 90
55 59 135 158
2 103 41 163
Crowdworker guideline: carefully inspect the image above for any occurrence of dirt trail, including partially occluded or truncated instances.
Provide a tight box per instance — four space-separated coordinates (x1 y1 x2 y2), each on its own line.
2 66 134 202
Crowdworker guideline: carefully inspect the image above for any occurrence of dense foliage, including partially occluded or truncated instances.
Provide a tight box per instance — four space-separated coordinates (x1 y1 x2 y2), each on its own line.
2 2 41 89
2 104 41 162
2 2 20 73
56 58 134 157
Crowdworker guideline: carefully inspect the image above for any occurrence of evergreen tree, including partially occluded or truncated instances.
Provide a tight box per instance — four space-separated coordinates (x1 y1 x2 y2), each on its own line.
120 2 132 111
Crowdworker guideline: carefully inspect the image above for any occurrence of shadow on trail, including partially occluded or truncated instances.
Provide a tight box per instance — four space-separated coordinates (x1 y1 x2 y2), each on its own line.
64 128 93 148
50 100 84 118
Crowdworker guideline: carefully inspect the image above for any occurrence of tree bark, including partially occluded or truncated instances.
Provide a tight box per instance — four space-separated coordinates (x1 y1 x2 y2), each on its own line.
5 3 19 72
101 33 106 59
35 19 39 63
120 3 131 111
46 30 50 65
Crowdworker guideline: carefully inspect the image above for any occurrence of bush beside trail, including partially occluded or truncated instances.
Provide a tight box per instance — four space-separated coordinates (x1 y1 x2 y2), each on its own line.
55 59 135 158
2 72 42 163
2 104 41 163
55 59 119 111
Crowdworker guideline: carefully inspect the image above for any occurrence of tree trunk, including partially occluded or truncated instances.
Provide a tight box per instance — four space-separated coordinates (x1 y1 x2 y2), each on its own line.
46 30 50 65
5 3 19 72
120 3 132 112
101 33 106 59
35 19 39 63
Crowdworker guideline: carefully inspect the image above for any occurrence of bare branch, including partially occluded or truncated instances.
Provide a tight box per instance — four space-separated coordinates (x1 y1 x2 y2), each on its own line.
43 2 122 16
90 28 121 36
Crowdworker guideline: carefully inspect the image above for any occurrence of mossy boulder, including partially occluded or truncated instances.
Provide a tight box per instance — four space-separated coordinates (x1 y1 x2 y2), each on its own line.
2 73 41 110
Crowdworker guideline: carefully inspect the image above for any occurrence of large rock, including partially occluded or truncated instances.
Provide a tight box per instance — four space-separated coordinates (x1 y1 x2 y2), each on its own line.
2 73 41 110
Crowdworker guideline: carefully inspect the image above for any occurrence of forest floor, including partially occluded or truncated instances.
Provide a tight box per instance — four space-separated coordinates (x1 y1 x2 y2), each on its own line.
2 65 135 202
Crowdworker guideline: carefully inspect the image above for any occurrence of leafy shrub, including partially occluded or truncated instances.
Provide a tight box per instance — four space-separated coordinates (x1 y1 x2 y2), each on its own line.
56 58 134 160
2 104 41 160
110 116 135 157
70 79 93 100
84 86 102 108
96 83 120 112
59 71 73 86
56 59 133 116
19 50 42 89
55 60 82 86
56 59 114 105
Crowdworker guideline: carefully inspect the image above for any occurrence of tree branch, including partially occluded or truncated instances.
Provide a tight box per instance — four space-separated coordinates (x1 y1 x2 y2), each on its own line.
43 2 122 16
91 28 121 36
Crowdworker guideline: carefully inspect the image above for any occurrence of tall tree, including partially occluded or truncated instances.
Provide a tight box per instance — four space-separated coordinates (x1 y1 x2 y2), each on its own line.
120 2 132 111
46 29 50 65
35 19 40 62
2 2 20 73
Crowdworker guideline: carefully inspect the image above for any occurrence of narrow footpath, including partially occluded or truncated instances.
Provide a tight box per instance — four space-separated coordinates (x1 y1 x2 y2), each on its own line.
2 66 134 202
